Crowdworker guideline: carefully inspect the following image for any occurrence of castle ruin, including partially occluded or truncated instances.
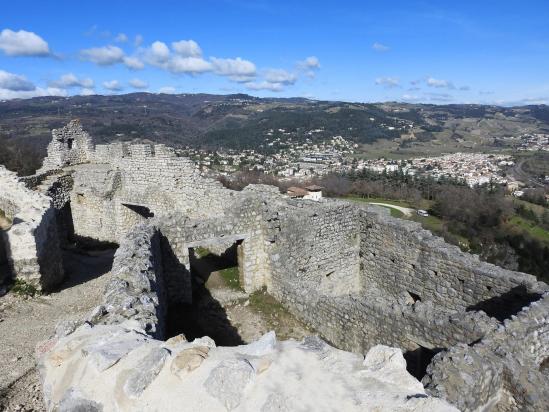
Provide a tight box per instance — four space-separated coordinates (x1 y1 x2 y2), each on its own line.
1 120 548 411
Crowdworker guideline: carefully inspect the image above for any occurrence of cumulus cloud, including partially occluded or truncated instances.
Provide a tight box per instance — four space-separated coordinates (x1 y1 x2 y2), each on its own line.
115 33 128 43
0 86 66 100
145 41 170 66
211 57 256 82
375 77 400 88
80 45 125 65
50 73 94 89
245 81 284 92
158 86 176 94
123 56 144 70
168 56 212 74
426 77 455 89
264 69 296 85
172 40 202 57
129 78 148 89
296 56 320 78
103 80 123 91
0 29 50 56
372 42 389 52
0 70 36 91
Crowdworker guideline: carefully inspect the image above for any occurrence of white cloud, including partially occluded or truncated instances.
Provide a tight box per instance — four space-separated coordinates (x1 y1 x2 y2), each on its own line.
168 56 212 74
123 56 144 70
80 45 125 65
299 56 320 69
80 88 95 96
103 80 123 91
158 86 176 94
51 73 94 89
426 77 455 89
145 41 170 66
0 70 36 91
372 42 389 52
264 69 296 85
134 34 143 47
375 77 400 88
0 29 50 56
129 78 148 89
0 86 66 100
172 40 202 57
211 57 256 82
245 81 284 92
115 33 128 43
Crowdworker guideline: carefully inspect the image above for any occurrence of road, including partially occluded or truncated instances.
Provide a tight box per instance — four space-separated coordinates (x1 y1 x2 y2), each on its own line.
510 159 546 188
367 202 415 216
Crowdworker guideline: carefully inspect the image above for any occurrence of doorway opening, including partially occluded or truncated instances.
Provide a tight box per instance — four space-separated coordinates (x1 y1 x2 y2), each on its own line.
165 240 244 346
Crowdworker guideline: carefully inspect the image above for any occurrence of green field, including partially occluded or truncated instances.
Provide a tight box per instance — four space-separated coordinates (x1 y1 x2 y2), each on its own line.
508 216 549 245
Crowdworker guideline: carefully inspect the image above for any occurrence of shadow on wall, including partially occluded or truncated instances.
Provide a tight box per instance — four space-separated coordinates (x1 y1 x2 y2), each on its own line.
466 285 542 322
0 231 10 285
164 246 244 346
54 248 116 291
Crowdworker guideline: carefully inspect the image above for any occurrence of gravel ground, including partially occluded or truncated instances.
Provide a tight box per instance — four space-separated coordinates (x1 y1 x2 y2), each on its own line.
0 249 115 411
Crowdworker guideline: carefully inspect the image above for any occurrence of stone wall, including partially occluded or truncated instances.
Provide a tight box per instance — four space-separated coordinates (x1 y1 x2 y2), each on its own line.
89 222 166 339
38 120 93 172
424 292 549 411
0 166 64 290
359 207 545 312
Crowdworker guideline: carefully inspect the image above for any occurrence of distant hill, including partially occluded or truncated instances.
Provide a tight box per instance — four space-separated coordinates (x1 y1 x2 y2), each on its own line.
0 92 548 174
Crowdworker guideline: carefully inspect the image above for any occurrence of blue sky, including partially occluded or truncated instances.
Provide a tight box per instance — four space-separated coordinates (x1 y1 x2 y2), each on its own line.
0 0 548 104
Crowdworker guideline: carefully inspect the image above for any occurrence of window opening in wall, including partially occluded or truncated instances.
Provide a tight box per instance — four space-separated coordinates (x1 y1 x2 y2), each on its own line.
67 138 73 149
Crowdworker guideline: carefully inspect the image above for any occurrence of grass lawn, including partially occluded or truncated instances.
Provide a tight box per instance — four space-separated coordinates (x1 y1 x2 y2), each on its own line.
508 216 549 245
218 266 241 290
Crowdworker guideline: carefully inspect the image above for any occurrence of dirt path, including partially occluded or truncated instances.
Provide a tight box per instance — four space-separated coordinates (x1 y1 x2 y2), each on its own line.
0 249 115 411
205 270 312 344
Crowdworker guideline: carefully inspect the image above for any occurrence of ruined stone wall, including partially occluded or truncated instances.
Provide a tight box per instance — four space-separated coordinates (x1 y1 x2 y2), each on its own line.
267 200 362 297
157 192 274 303
38 120 93 172
89 222 166 339
424 292 549 411
359 207 544 311
0 166 64 289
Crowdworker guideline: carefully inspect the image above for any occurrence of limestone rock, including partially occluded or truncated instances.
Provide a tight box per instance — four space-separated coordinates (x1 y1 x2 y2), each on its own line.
204 359 255 410
170 346 209 378
57 388 103 412
237 331 276 357
123 346 169 398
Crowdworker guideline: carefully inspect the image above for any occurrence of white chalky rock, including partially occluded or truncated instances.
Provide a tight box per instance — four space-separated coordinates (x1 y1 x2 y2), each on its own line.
38 324 459 411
